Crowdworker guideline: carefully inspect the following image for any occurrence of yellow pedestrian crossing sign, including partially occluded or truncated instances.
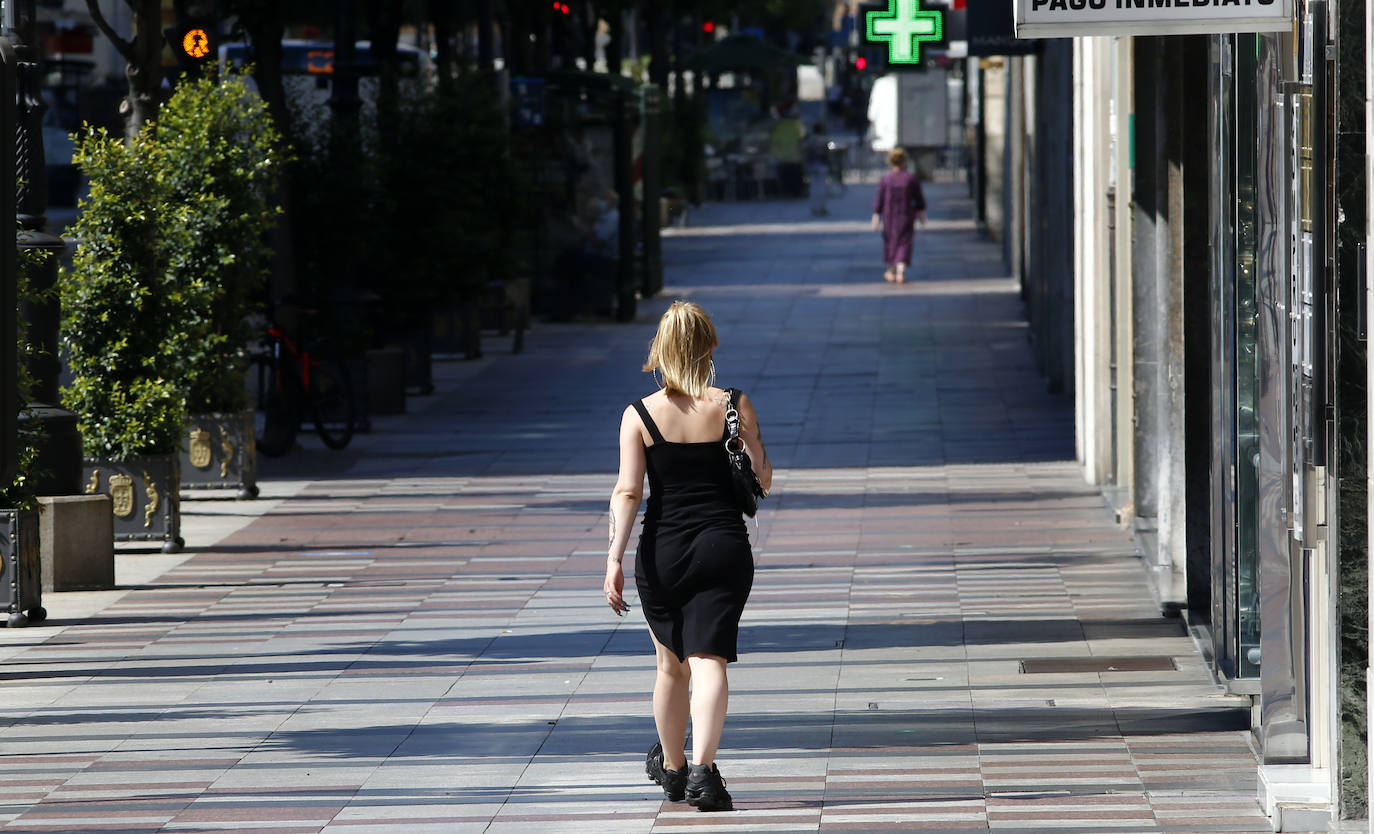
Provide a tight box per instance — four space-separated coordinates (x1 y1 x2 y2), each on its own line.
866 0 943 65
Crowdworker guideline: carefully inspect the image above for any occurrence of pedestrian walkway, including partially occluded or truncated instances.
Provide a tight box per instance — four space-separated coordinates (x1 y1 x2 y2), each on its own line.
0 182 1275 833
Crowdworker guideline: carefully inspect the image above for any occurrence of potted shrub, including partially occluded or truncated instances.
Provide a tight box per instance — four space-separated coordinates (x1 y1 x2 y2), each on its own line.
289 75 518 394
395 78 520 365
158 74 283 498
62 125 195 553
3 259 48 626
0 446 43 626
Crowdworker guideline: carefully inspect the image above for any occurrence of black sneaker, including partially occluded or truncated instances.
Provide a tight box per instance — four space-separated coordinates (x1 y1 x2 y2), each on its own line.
645 742 687 801
685 762 733 811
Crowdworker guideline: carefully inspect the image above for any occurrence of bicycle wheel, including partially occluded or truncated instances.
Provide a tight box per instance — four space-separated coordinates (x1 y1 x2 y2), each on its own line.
254 355 301 457
310 360 356 450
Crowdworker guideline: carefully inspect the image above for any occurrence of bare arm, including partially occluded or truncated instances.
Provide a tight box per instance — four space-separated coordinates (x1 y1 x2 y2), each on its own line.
737 393 773 495
604 406 646 614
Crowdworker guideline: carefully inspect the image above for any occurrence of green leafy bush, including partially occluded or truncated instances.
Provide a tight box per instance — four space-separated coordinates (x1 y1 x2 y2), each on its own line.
287 74 517 340
157 73 284 413
1 246 53 509
374 79 518 331
62 73 285 461
62 128 194 460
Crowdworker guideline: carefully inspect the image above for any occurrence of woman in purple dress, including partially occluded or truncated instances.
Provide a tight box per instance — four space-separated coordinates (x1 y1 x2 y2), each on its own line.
871 148 927 283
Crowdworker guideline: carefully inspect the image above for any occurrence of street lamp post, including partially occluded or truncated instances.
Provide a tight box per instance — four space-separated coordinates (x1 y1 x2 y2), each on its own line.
5 0 80 496
0 29 12 488
330 0 360 139
329 0 360 295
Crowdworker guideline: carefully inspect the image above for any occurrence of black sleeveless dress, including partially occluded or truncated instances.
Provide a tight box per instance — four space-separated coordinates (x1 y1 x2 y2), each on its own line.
632 399 754 663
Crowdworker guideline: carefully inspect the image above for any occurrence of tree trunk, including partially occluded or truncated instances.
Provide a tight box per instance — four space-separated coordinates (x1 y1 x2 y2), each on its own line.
605 5 622 76
85 0 162 137
331 0 362 151
428 0 457 85
243 12 291 149
234 4 296 303
366 0 404 152
580 1 597 70
645 2 666 87
532 1 550 74
477 0 495 72
124 0 164 138
505 3 526 76
672 4 685 110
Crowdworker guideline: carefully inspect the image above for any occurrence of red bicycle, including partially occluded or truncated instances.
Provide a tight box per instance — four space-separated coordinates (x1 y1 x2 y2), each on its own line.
250 310 356 457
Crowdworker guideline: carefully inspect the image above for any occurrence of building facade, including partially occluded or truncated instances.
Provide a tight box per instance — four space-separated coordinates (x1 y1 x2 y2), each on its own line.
969 1 1370 826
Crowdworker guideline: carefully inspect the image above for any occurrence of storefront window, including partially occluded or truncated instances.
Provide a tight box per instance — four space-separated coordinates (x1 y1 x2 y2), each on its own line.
1233 33 1262 679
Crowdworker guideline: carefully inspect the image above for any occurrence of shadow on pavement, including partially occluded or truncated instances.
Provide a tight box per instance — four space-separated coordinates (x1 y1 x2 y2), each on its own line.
248 706 1250 763
4 618 1186 679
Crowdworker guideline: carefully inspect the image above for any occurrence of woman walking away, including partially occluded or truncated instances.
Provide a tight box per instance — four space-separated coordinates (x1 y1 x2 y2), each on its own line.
871 147 928 283
604 301 772 813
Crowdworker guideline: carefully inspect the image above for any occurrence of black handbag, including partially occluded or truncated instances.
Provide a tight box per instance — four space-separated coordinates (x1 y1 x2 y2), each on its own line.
724 388 767 517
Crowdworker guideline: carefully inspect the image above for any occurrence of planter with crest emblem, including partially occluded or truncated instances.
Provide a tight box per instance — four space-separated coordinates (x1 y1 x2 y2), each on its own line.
179 411 258 499
0 509 44 627
82 455 183 553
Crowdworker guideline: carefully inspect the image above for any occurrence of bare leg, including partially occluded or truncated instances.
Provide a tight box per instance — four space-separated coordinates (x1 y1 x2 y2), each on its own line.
883 265 895 282
650 631 690 771
894 262 906 283
687 654 729 765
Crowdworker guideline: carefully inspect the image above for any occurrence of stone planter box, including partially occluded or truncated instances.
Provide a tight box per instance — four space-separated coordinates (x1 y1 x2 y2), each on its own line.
341 357 372 434
83 454 183 552
180 411 258 499
38 495 113 592
391 327 433 396
435 279 529 358
366 347 407 416
0 508 45 627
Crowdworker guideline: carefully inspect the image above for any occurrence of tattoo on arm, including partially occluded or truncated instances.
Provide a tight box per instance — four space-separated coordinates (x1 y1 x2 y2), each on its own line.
608 508 617 550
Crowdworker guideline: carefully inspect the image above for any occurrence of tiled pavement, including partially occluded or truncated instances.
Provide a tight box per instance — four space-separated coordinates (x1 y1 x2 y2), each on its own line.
0 182 1275 832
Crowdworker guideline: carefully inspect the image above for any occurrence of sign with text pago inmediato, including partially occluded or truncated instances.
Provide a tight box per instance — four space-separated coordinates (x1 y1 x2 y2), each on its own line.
1013 0 1290 37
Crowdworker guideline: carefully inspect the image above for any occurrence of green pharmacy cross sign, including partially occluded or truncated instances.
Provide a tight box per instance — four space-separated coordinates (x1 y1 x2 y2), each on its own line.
866 0 943 65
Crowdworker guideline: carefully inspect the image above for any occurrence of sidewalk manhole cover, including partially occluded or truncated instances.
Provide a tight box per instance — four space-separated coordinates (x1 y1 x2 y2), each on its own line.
1020 656 1176 674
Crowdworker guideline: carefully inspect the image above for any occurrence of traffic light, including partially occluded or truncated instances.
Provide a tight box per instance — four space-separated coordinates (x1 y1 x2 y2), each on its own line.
852 43 884 74
169 0 218 73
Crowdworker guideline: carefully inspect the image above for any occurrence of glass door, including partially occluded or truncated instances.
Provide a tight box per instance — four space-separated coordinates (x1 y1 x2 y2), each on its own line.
1211 33 1261 681
1232 33 1262 680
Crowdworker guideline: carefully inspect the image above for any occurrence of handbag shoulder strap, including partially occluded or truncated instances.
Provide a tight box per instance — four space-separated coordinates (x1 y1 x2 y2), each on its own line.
724 388 743 444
